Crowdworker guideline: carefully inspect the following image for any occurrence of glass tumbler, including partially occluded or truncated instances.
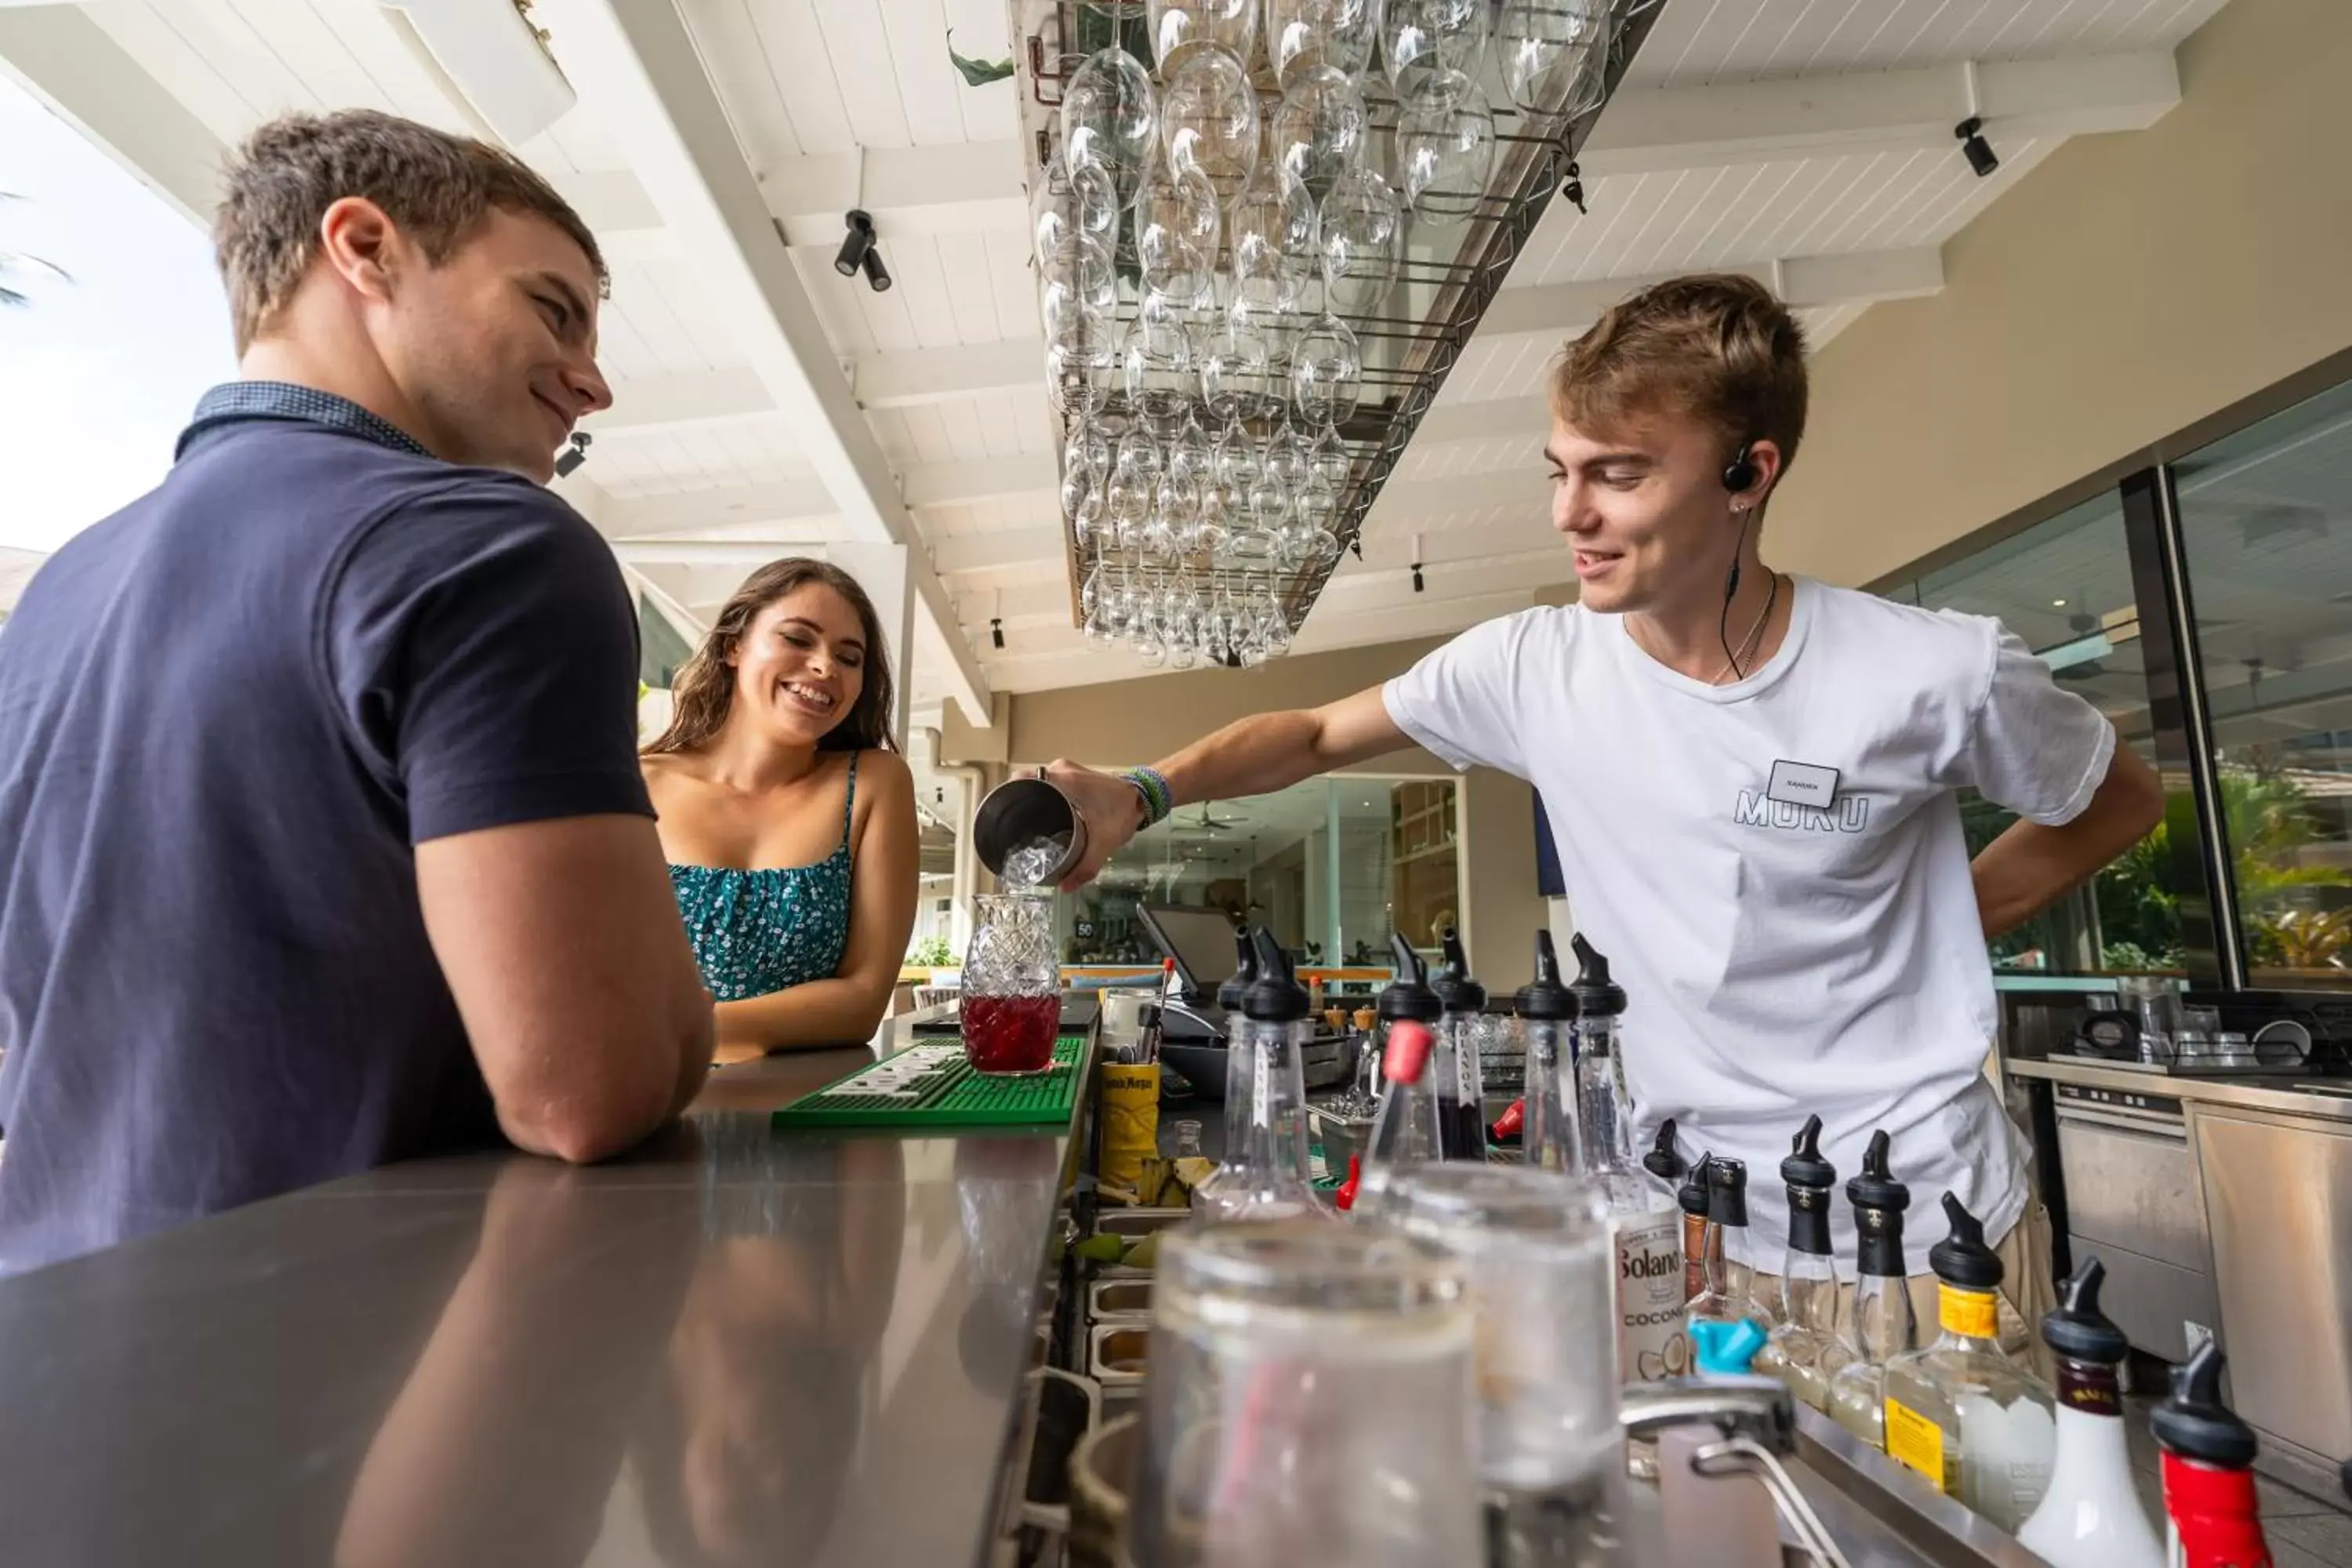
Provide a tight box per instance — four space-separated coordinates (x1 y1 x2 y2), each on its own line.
1390 1163 1622 1503
960 892 1061 1075
1127 1219 1482 1567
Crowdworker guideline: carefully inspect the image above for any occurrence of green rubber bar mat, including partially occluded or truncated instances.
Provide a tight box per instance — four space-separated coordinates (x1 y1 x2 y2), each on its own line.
771 1035 1087 1129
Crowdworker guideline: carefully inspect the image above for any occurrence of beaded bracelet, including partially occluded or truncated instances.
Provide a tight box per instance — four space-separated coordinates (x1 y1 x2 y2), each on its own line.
1120 765 1174 827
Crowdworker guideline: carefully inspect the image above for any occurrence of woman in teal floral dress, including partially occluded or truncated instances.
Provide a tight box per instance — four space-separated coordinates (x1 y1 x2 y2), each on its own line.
641 559 918 1062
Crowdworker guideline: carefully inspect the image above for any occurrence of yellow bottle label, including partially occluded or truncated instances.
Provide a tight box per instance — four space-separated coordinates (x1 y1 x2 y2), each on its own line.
1883 1399 1947 1492
1099 1064 1161 1191
1940 1286 1998 1339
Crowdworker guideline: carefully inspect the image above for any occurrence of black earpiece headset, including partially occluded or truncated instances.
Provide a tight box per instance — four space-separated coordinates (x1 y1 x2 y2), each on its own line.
1719 439 1771 677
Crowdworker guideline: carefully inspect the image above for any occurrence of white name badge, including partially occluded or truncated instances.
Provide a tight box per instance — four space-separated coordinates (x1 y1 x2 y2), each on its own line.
1767 760 1841 809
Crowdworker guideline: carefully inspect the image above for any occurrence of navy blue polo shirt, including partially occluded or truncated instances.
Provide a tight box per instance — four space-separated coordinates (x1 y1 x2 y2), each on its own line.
0 383 653 1273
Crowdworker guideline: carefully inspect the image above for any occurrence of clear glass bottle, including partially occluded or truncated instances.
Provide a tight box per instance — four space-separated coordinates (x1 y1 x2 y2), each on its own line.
1195 929 1323 1222
1567 933 1627 1121
1825 1129 1918 1450
1882 1192 2056 1533
1194 928 1260 1212
1429 927 1487 1160
1686 1156 1772 1330
2153 1339 2271 1568
1754 1115 1840 1412
1675 1149 1711 1308
1349 1020 1443 1220
1515 932 1577 1176
2018 1258 2164 1568
1367 931 1440 1107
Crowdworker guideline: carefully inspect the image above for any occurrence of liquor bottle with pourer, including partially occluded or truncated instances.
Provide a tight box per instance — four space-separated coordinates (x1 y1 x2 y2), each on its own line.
1824 1128 1917 1450
1569 933 1628 1127
1754 1115 1840 1412
1881 1192 2055 1532
1513 930 1578 1175
1368 931 1442 1112
1192 928 1258 1213
1346 1019 1444 1220
1675 1149 1712 1308
1192 929 1322 1222
1686 1156 1773 1330
2153 1339 2272 1568
2018 1257 2164 1568
1429 928 1488 1160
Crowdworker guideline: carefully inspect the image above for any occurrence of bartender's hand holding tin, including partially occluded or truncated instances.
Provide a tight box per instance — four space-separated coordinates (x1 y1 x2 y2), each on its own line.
1035 758 1155 890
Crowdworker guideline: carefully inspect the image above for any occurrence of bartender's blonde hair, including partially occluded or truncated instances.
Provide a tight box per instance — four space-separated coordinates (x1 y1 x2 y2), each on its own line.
1551 273 1809 476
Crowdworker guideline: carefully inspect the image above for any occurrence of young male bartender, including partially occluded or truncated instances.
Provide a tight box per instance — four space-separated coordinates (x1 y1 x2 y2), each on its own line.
1044 274 2165 1338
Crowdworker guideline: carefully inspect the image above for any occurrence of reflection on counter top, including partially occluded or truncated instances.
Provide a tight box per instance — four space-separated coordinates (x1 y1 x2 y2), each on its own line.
2008 1053 2352 1123
0 1067 1069 1567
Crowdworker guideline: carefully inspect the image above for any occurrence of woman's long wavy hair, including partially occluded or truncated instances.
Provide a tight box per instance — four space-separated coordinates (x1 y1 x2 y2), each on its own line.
642 557 895 757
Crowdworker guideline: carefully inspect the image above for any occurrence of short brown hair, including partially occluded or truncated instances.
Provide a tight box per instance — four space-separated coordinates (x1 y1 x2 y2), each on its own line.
1551 273 1809 475
213 110 606 354
643 559 898 758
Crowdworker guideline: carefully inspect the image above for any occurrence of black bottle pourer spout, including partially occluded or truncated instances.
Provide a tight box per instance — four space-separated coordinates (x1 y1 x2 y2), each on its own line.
1216 927 1258 1013
1643 1118 1686 1182
1928 1191 2004 1291
1515 931 1575 1022
2152 1338 2259 1469
2042 1256 2130 1366
1570 932 1626 1018
1708 1156 1750 1229
1679 1151 1715 1218
1378 931 1442 1023
1846 1129 1910 1279
1432 927 1486 1013
1782 1114 1837 1258
1242 927 1311 1022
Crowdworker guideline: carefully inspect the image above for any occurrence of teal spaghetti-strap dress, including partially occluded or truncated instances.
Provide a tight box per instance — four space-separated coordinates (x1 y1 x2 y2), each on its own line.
669 754 858 1002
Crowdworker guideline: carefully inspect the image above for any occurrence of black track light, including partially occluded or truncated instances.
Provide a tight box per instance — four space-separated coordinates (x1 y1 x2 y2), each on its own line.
861 244 892 292
835 209 877 278
1955 117 1998 178
989 617 1005 650
1560 160 1586 215
553 431 590 477
1411 562 1425 593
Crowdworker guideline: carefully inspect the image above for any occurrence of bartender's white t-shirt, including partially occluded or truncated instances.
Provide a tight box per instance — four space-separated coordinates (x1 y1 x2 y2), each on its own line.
1385 576 2116 1269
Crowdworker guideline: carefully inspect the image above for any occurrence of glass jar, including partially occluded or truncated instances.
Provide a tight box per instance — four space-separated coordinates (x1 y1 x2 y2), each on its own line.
960 892 1061 1075
1128 1219 1482 1566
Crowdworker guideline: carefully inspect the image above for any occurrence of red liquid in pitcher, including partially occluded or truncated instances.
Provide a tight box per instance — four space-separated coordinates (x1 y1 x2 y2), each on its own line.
961 994 1061 1075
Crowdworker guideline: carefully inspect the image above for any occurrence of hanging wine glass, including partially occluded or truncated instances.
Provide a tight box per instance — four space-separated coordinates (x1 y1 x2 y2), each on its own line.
1148 456 1195 560
1031 147 1120 268
1499 0 1610 123
1318 165 1399 318
1136 162 1221 304
1228 159 1320 289
1080 562 1107 620
1085 594 1119 648
1071 486 1108 553
1290 312 1363 427
1146 0 1257 74
1167 416 1219 553
1106 434 1164 549
1046 310 1118 419
1037 232 1116 339
1060 48 1159 208
1197 313 1272 430
1266 0 1383 86
1166 575 1205 669
1398 69 1496 227
1122 313 1196 441
1270 64 1368 201
1199 583 1233 664
1265 417 1312 495
1258 575 1294 657
1159 45 1258 205
1217 429 1277 564
1383 0 1489 100
1307 422 1353 493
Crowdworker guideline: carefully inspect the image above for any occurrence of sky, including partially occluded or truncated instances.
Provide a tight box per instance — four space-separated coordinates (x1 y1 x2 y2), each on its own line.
0 71 236 555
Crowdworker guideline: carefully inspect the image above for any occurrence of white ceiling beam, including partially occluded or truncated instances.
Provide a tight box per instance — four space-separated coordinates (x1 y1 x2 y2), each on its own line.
606 481 837 539
764 140 1029 245
931 525 1066 575
856 339 1041 410
902 454 1055 509
550 0 989 727
587 366 775 433
1583 51 2180 176
0 5 226 226
1475 247 1944 342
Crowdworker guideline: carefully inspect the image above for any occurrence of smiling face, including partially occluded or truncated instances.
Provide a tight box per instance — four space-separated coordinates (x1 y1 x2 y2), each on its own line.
727 583 870 748
1546 405 1770 617
371 205 612 482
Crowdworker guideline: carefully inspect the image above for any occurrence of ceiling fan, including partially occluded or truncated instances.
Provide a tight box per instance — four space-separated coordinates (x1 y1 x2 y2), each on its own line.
1182 803 1237 833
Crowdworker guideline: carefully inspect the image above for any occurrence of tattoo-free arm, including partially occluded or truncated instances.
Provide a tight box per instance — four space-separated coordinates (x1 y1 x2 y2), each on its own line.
1973 740 2165 942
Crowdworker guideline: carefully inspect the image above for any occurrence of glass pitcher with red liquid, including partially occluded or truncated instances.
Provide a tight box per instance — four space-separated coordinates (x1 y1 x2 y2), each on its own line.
960 892 1062 1075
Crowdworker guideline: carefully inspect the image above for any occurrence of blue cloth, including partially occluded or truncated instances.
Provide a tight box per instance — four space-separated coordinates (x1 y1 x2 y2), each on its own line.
0 383 652 1274
670 754 858 1001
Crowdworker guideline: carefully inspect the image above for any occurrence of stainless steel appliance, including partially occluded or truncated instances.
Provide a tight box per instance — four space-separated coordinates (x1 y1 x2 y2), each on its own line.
2049 1081 2220 1364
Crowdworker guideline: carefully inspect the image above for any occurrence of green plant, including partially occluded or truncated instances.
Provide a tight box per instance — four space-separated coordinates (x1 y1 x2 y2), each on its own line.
907 934 956 967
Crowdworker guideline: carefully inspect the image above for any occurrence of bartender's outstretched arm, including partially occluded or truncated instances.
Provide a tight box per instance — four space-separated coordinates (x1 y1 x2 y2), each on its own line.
1971 741 2165 942
1042 687 1406 888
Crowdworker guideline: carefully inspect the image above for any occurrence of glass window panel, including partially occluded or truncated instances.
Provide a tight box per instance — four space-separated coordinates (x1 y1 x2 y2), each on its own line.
1896 490 2168 975
2176 378 2352 988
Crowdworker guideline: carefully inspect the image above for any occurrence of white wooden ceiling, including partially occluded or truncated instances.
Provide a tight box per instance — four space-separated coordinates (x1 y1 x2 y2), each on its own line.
0 0 2228 717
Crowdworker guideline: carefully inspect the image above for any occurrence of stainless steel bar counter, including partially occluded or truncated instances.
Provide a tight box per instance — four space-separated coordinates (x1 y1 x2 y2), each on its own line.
0 1023 1070 1567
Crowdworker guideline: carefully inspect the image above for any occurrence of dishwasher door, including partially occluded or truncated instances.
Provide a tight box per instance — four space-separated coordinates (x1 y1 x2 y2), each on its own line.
2053 1086 2218 1363
2195 1105 2352 1482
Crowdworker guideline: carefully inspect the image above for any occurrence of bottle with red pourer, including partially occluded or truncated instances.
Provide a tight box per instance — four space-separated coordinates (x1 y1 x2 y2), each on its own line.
2154 1339 2271 1568
1348 1019 1443 1221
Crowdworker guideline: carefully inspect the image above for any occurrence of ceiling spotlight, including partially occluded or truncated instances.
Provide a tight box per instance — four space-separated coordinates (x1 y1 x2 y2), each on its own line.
835 209 877 278
1955 117 1998 178
553 431 590 477
989 617 1005 650
1559 159 1586 215
1411 561 1425 593
2053 597 2067 608
861 244 892 292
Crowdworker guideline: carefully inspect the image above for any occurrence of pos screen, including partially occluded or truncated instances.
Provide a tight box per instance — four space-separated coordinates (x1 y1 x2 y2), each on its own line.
1138 904 1247 1000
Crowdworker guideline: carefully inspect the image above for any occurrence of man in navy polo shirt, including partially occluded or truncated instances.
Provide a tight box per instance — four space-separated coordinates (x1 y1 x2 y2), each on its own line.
0 111 716 1273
